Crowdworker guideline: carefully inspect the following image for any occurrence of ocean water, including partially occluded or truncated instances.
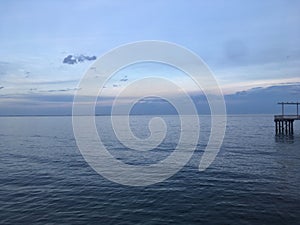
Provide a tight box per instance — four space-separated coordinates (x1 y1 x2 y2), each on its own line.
0 115 299 224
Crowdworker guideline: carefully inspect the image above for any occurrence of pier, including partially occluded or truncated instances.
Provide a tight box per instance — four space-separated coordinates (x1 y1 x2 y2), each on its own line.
274 102 300 135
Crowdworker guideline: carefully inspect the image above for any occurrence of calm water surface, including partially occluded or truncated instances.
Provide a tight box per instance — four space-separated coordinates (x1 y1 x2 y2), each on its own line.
0 115 299 224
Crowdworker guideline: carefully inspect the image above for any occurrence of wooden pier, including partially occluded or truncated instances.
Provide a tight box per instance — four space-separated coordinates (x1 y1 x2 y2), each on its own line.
274 102 300 135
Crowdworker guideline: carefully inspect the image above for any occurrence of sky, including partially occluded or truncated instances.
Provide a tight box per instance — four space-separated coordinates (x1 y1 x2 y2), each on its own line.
0 0 299 115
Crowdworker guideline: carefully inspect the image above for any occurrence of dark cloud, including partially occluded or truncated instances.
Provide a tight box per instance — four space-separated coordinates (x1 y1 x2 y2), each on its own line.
63 55 77 64
138 97 169 104
225 84 300 114
0 86 4 90
119 84 300 115
63 54 97 65
1 93 74 103
29 88 37 92
90 66 97 71
31 79 78 85
25 71 30 78
41 88 81 93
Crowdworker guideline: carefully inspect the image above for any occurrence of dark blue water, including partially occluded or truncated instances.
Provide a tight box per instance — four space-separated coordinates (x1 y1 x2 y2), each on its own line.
0 115 299 224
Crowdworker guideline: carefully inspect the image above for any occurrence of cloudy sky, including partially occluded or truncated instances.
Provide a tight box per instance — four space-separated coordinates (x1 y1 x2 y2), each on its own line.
0 0 299 115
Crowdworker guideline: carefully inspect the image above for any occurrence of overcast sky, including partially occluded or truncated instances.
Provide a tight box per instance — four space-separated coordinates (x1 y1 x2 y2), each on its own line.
0 0 299 115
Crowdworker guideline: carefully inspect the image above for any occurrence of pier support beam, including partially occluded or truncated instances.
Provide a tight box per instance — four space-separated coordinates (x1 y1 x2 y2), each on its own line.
274 119 294 135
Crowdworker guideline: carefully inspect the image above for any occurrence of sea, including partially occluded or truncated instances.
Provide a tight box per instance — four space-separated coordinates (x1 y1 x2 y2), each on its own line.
0 115 299 224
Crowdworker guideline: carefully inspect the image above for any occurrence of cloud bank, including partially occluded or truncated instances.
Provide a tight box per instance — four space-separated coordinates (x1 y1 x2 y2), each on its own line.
1 84 299 116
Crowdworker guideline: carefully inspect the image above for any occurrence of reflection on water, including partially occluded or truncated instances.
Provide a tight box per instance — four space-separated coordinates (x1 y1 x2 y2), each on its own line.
275 134 295 143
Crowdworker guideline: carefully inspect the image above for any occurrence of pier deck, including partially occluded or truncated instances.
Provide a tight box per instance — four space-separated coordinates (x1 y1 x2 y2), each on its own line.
274 102 299 135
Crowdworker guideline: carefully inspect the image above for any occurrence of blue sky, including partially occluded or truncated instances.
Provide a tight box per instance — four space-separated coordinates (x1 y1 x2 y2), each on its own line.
0 0 299 115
